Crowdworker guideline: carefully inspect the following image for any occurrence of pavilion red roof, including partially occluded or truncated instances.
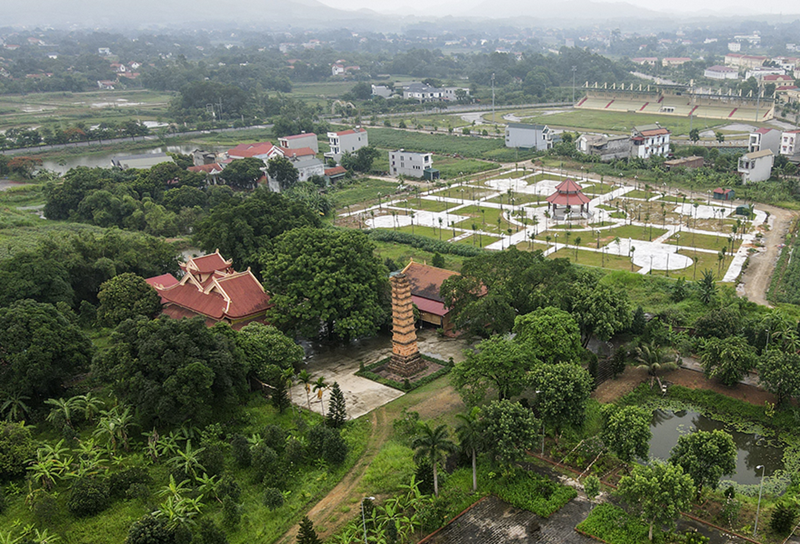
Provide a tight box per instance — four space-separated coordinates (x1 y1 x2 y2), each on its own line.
547 178 591 206
182 252 232 275
157 270 271 320
554 179 584 193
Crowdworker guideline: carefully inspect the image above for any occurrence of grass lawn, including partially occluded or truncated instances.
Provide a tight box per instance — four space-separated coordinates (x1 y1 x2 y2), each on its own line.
396 224 446 240
394 198 452 213
486 192 547 206
624 189 657 199
519 108 733 136
581 183 616 195
453 205 514 233
328 179 401 210
372 240 467 272
515 240 552 252
0 183 45 208
455 233 502 248
665 231 741 252
431 156 498 179
487 169 531 180
538 225 667 246
549 247 641 272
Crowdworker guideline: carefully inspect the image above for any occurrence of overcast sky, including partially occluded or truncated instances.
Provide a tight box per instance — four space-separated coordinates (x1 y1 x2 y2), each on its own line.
315 0 793 17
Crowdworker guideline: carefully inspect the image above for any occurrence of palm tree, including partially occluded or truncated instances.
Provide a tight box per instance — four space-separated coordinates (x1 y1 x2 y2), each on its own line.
45 397 78 429
634 343 678 389
75 393 104 423
94 405 134 454
313 377 328 417
298 370 313 411
282 367 296 409
1 392 30 421
455 409 481 493
574 236 582 261
411 423 457 496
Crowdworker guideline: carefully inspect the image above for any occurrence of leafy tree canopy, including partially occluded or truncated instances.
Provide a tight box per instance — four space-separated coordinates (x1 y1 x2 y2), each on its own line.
528 362 593 433
599 405 651 463
223 158 265 190
260 227 389 341
0 300 94 403
97 272 163 327
513 307 583 365
571 280 632 345
700 336 756 387
235 322 304 381
668 429 737 494
479 399 540 470
193 188 321 274
757 348 800 404
94 317 247 428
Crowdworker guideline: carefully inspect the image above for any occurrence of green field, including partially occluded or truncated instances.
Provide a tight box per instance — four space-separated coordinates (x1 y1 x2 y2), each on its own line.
549 246 641 272
0 89 173 131
372 240 467 272
328 179 400 210
393 198 452 212
486 192 547 206
453 205 515 234
665 231 741 252
366 128 537 162
455 233 502 248
432 156 498 179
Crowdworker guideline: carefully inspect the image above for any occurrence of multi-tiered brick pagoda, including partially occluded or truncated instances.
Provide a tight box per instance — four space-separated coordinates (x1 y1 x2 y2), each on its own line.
387 272 427 377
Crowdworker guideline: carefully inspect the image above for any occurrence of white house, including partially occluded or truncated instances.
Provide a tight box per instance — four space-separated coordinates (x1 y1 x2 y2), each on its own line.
631 124 671 159
745 67 786 81
331 63 345 76
289 156 325 182
781 130 800 156
749 128 781 154
371 85 393 99
441 87 470 102
738 149 774 182
389 150 433 178
278 133 318 154
325 127 368 163
704 65 739 80
504 123 553 150
402 83 444 102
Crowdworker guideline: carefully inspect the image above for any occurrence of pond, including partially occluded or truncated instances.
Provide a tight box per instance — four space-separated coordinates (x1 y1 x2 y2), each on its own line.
39 145 225 174
649 409 784 486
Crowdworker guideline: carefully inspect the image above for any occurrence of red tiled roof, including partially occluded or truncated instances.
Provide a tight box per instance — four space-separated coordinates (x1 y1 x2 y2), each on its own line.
282 133 316 140
639 128 670 136
325 166 347 176
188 163 223 173
215 273 271 318
157 271 271 320
227 142 276 158
412 295 448 317
335 127 367 136
763 74 793 81
145 273 179 290
554 179 583 193
546 192 591 206
754 127 774 134
279 146 315 158
713 187 733 194
184 252 232 274
402 261 458 302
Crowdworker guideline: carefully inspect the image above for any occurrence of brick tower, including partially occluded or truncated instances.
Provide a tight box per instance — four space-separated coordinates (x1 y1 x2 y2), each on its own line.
387 272 426 377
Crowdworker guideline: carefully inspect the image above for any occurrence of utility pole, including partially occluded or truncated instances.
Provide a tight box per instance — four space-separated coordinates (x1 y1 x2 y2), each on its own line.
572 66 577 104
491 73 496 124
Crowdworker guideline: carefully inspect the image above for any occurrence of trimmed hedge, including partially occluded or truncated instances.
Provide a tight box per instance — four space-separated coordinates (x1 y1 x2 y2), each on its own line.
356 355 452 392
576 503 652 544
369 229 485 257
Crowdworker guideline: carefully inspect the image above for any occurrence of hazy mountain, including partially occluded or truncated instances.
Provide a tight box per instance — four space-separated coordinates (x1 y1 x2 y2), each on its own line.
462 0 662 20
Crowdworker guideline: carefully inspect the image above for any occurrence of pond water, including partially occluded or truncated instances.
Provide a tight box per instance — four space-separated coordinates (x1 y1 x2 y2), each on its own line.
39 145 223 174
649 409 784 486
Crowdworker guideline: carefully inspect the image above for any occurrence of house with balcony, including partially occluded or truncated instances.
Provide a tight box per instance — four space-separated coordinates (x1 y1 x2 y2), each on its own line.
325 127 368 163
278 133 318 154
389 150 437 179
505 123 553 151
631 124 670 159
738 149 774 183
780 130 800 162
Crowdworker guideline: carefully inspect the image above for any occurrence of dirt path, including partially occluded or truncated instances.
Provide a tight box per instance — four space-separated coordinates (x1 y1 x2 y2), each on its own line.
276 408 391 543
740 203 797 307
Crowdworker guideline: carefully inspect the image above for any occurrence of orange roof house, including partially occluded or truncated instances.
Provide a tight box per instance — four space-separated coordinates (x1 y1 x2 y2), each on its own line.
401 260 475 331
145 250 271 329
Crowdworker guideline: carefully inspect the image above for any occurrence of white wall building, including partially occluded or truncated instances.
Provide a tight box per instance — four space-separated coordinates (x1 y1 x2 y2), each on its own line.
704 65 739 80
389 150 432 178
631 124 671 159
504 123 553 150
780 130 800 156
749 128 782 154
738 149 774 182
325 127 368 163
278 133 319 154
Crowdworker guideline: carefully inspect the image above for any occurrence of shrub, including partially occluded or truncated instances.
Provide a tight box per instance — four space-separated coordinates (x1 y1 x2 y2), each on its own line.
576 503 651 544
307 424 336 460
125 515 175 544
251 443 279 484
108 467 152 499
198 444 226 477
222 496 241 528
193 518 229 544
770 502 798 535
263 487 284 510
0 486 5 514
261 424 287 455
231 434 251 468
285 437 306 466
68 476 111 517
368 229 484 257
323 430 348 466
217 473 241 502
488 470 576 518
0 421 36 480
31 491 60 526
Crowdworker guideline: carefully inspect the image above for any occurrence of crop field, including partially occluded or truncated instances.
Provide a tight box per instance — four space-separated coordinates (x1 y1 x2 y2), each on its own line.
0 90 173 131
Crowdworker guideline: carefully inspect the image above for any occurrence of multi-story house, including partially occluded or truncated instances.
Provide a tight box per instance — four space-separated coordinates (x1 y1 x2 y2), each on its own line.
631 124 670 159
325 127 368 163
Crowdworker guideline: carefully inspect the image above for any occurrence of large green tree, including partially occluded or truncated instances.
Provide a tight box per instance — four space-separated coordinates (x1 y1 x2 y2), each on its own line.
571 282 632 346
479 399 540 471
223 158 265 190
260 227 389 341
757 349 800 404
513 307 583 365
617 461 695 541
267 156 300 191
235 323 304 381
528 362 593 435
668 429 737 495
700 336 756 387
599 405 651 463
451 335 536 405
94 317 247 428
193 188 321 273
0 300 94 403
340 146 381 173
97 272 163 327
0 421 37 480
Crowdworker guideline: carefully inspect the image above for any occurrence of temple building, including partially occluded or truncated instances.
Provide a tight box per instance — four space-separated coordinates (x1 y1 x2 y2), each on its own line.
387 272 426 377
545 179 591 218
145 251 271 329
